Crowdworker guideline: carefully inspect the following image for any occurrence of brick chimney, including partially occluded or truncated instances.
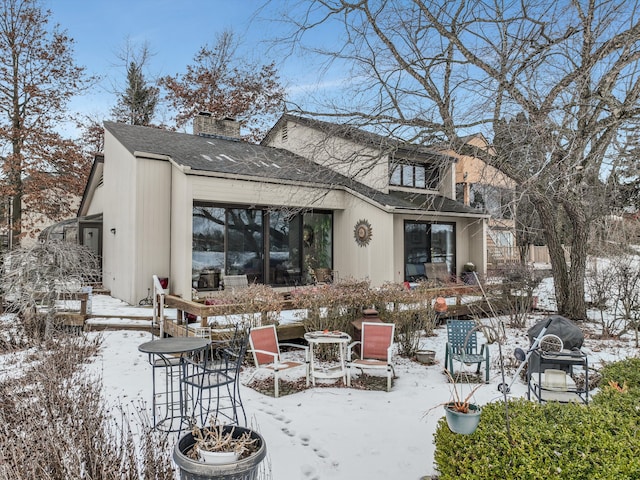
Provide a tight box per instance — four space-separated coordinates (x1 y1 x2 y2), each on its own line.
193 112 241 139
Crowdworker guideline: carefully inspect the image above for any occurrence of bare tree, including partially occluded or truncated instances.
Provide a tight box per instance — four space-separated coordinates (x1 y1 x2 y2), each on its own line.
1 240 100 340
273 0 640 319
160 29 286 142
0 0 94 247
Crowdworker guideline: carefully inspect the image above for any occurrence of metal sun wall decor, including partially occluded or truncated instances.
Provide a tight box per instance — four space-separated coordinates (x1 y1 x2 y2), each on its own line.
354 219 372 247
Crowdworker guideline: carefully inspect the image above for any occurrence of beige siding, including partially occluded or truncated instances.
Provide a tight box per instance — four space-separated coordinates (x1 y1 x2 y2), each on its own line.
449 135 514 190
191 175 345 210
170 168 193 299
333 198 395 286
134 158 171 304
462 218 487 274
440 163 456 199
102 133 171 305
267 120 390 192
85 184 104 215
455 154 514 189
102 132 137 303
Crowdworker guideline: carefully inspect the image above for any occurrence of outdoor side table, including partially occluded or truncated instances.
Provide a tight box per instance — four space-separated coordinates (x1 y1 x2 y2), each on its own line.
138 337 211 433
304 331 351 386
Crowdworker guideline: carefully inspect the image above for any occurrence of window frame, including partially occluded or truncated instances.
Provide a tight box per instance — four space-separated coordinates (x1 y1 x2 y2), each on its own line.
192 202 333 289
390 160 440 190
403 220 456 282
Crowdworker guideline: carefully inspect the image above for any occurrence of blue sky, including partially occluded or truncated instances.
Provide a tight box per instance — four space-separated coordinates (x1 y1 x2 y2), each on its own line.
44 0 343 133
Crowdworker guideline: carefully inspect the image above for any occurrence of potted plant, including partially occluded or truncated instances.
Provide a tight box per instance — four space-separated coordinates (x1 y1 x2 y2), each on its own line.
442 370 483 435
173 419 267 479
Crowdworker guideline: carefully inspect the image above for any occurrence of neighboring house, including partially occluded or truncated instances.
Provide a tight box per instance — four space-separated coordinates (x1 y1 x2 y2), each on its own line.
442 133 518 266
0 177 82 250
78 113 489 305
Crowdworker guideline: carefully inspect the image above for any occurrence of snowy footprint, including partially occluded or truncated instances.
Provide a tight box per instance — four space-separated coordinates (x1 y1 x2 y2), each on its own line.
301 464 319 479
312 446 329 458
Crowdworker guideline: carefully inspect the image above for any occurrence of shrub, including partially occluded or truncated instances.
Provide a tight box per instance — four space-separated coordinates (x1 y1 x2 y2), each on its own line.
290 279 374 333
598 357 640 389
434 398 640 479
200 284 285 328
290 280 441 358
375 283 438 357
0 334 174 479
592 358 640 418
433 359 640 479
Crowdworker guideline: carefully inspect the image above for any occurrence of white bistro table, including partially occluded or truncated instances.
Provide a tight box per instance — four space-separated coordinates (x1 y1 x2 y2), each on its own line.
303 331 352 386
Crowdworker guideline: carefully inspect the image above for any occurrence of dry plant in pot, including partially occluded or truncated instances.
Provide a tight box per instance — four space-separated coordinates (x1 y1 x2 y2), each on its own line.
187 419 260 464
425 370 483 435
443 370 483 434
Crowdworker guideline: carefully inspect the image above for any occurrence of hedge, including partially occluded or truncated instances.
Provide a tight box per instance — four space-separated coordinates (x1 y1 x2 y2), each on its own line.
433 358 640 479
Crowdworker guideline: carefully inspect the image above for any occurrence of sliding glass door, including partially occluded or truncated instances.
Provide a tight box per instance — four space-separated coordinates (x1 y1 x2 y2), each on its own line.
403 221 455 282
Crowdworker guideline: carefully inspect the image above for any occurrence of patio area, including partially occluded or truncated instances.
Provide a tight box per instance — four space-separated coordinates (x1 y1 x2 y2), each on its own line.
83 276 621 480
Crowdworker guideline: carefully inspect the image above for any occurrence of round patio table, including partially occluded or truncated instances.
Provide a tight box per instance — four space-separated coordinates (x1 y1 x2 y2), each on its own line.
139 337 211 433
304 331 351 386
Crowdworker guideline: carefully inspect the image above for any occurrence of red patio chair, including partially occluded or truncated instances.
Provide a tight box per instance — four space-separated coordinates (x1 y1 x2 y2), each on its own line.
347 322 396 392
247 325 310 398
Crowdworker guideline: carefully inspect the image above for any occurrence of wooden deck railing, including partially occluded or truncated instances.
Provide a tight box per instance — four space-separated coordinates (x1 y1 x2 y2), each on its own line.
156 280 519 341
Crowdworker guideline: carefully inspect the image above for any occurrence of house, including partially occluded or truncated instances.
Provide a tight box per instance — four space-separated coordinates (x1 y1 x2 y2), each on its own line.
0 175 83 250
443 133 518 266
78 113 489 305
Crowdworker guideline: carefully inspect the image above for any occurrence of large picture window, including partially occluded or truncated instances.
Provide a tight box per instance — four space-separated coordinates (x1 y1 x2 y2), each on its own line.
403 221 455 282
192 203 333 289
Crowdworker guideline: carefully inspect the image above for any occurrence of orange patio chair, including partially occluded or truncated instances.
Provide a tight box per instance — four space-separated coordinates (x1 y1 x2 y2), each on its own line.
247 325 310 398
347 322 396 392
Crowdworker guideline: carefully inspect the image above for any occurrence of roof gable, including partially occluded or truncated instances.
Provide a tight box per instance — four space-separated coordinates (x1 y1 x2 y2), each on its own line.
263 114 456 164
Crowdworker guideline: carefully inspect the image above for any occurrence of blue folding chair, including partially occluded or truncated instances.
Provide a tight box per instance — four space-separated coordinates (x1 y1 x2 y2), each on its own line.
444 319 490 383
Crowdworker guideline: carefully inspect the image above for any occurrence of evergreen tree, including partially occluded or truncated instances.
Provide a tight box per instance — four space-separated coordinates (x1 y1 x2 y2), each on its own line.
112 60 159 126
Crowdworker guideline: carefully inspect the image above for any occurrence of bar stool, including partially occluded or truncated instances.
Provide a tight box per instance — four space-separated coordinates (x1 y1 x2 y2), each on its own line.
138 337 211 433
182 328 249 426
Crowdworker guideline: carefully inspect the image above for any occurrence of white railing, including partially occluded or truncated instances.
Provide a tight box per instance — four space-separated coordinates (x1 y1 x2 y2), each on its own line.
152 275 167 337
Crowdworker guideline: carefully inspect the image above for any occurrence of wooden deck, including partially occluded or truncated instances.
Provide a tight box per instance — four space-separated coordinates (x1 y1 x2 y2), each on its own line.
51 292 90 328
83 281 519 338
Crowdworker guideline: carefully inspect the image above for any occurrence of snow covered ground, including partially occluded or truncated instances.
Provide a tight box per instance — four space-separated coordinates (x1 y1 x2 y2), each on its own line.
83 275 639 480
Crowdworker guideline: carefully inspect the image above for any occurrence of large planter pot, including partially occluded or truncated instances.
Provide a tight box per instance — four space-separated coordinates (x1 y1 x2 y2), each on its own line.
174 426 267 480
415 349 436 365
444 402 481 435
